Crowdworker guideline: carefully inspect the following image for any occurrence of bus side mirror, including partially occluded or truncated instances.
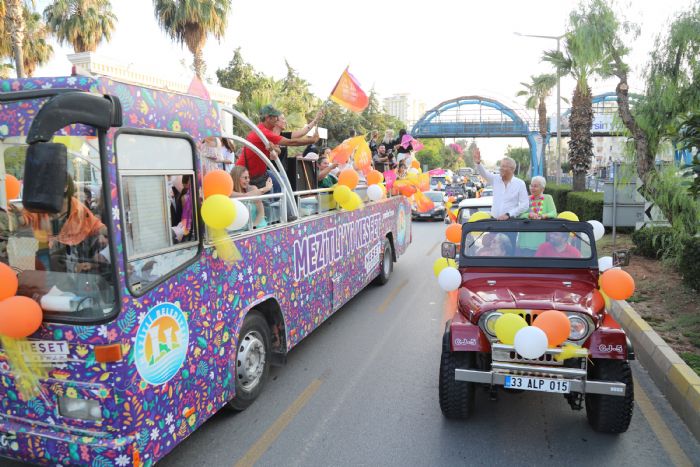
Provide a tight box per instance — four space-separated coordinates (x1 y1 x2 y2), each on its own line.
22 143 67 213
442 242 457 259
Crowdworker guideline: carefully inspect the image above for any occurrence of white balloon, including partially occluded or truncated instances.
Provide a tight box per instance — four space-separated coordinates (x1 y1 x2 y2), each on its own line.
228 198 250 230
367 184 383 201
587 220 605 241
598 256 613 272
438 267 461 292
407 167 419 175
513 326 548 359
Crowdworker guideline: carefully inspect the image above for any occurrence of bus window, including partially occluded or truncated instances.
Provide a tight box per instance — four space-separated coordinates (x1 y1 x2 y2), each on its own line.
1 135 116 321
116 133 199 294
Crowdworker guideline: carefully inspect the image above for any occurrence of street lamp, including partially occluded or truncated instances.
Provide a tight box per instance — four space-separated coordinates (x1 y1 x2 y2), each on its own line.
514 32 565 183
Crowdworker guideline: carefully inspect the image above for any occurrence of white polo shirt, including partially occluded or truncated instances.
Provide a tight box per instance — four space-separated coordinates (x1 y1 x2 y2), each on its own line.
476 163 529 218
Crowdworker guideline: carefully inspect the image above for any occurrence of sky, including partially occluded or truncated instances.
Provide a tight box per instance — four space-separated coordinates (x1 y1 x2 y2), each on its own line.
33 0 697 163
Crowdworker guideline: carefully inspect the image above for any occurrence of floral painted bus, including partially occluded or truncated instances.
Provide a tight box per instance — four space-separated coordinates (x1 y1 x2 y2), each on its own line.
0 75 411 466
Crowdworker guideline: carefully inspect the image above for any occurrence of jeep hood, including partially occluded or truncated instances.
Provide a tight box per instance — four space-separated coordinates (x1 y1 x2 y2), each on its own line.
459 272 598 315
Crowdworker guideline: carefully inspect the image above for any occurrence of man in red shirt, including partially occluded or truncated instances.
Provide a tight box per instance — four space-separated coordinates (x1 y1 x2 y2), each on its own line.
236 104 320 191
535 232 582 258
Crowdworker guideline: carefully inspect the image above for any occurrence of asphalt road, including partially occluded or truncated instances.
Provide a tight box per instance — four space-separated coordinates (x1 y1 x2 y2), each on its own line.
7 222 700 466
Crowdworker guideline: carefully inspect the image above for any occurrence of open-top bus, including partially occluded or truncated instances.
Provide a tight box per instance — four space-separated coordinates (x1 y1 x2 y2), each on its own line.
0 75 411 466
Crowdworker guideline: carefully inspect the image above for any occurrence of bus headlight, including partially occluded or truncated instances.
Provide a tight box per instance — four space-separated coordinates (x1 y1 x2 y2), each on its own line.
569 315 589 341
483 312 502 337
58 396 102 421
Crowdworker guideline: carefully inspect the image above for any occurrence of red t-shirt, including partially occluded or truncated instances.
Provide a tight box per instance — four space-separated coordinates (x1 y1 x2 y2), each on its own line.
534 242 581 258
236 123 283 177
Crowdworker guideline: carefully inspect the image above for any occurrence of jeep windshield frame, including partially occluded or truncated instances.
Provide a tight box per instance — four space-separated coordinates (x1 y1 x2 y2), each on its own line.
459 219 598 270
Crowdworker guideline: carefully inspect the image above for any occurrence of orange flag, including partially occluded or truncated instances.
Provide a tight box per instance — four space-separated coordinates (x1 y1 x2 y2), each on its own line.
353 139 372 175
413 190 435 213
330 68 369 113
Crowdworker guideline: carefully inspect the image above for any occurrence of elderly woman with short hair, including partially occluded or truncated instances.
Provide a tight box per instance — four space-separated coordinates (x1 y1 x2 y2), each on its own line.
519 175 557 219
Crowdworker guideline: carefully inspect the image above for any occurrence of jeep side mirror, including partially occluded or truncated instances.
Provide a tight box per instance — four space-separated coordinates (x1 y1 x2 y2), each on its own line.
22 143 67 213
613 249 630 267
442 242 457 259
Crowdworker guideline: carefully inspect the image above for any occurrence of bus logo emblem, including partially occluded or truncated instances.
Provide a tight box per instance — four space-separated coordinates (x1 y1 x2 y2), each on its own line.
135 302 189 385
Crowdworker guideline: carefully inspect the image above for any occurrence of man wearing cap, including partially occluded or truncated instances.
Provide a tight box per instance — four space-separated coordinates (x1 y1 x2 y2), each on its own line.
236 104 320 191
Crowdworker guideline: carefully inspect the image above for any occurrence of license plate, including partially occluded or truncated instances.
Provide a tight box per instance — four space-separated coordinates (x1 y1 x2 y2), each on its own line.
420 214 431 217
504 376 570 393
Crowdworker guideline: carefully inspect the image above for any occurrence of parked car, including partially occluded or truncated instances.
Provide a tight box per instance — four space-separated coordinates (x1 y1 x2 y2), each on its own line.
438 219 634 433
449 195 494 224
412 191 446 221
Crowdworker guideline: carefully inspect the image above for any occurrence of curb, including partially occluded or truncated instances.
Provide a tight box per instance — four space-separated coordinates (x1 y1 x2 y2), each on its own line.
610 300 700 441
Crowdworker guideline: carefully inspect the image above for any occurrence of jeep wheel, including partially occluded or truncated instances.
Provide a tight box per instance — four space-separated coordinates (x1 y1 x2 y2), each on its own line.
585 359 634 433
439 332 475 419
373 238 393 286
227 312 271 412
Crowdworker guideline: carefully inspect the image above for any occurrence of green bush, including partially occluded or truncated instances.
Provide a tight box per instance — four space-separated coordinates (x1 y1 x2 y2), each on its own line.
545 184 572 213
631 226 675 258
566 191 604 222
678 236 700 291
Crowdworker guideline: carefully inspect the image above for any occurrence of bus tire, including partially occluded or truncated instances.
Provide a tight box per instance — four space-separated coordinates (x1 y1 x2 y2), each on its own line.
374 238 393 286
227 312 271 412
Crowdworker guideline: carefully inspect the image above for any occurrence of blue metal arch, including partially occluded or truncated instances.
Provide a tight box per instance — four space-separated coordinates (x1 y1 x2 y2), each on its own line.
412 96 542 175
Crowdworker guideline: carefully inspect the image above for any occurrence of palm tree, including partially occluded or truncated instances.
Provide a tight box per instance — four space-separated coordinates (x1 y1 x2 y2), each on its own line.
22 7 53 76
544 6 609 191
152 0 231 79
517 73 558 177
5 0 27 77
43 0 117 53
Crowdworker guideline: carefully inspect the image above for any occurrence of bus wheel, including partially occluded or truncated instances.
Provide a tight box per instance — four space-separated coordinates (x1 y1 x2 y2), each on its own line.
227 312 271 412
374 238 393 286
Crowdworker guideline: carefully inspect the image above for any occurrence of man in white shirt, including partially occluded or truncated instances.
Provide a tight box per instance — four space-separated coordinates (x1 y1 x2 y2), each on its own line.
474 148 529 220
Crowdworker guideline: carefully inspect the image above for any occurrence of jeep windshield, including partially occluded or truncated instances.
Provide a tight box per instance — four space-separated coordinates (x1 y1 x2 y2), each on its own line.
461 220 596 264
1 133 116 321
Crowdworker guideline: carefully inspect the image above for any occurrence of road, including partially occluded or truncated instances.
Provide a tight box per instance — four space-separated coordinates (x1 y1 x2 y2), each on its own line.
7 222 700 466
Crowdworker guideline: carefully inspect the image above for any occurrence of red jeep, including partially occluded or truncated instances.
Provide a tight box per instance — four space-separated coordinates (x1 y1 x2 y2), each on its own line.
439 219 634 433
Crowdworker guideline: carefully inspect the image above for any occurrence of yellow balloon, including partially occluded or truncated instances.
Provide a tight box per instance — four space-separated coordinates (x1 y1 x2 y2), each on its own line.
558 211 579 221
201 194 236 229
433 257 457 277
342 192 363 211
445 201 453 209
494 313 528 345
469 211 491 222
333 185 352 204
600 288 612 310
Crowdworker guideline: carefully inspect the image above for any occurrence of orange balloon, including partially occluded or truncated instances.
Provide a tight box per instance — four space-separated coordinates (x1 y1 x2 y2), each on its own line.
5 174 20 200
600 269 635 300
337 168 359 190
0 296 43 338
446 223 462 243
411 160 420 169
533 310 571 347
0 263 18 301
203 170 233 199
399 184 416 197
591 289 605 312
366 170 383 185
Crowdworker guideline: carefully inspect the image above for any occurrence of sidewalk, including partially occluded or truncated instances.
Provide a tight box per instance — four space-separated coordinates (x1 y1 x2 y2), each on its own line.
611 300 700 441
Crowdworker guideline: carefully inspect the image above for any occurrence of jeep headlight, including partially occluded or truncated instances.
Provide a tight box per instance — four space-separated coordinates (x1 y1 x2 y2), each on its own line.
483 312 502 337
569 315 589 341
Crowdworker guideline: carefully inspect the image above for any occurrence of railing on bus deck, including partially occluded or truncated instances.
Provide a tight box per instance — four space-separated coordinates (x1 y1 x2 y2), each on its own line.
219 107 299 218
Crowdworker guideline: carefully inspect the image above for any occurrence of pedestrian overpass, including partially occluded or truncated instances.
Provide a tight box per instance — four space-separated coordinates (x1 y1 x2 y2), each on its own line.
411 95 546 175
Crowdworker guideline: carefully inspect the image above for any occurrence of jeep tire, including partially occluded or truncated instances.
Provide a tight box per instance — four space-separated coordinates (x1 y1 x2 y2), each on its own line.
585 359 634 433
439 332 476 419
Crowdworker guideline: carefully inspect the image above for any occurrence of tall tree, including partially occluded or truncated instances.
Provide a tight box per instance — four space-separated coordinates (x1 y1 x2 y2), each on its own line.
22 7 52 76
153 0 231 79
544 3 608 191
517 73 558 178
44 0 116 53
5 0 27 77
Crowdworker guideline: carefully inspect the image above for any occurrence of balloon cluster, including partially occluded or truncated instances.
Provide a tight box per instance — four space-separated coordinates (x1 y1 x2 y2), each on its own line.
333 168 366 211
200 170 248 262
0 263 42 338
494 310 573 360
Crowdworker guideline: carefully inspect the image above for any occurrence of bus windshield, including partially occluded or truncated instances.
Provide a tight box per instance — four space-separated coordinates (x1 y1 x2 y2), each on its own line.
1 135 116 321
